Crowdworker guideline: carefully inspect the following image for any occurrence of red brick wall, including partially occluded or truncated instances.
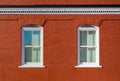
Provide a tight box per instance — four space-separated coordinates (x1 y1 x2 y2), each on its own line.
0 0 120 5
0 14 120 81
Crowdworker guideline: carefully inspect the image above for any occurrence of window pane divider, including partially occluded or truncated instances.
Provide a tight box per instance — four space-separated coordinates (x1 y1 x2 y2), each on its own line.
25 46 41 47
80 46 96 48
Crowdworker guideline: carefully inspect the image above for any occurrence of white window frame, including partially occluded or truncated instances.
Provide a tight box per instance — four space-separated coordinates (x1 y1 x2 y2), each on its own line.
19 25 45 68
75 25 102 68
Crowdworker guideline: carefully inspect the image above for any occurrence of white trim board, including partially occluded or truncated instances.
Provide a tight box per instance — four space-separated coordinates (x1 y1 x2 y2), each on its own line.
0 7 120 14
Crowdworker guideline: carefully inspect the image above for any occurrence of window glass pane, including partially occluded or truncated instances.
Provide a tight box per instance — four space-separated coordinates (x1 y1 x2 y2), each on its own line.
87 48 96 62
25 31 32 45
80 31 87 46
88 31 96 46
32 48 40 62
25 47 40 62
80 47 87 62
25 47 32 62
80 47 96 62
32 31 40 46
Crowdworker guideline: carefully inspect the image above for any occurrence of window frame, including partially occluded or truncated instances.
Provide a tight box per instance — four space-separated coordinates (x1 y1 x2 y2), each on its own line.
19 25 45 68
75 25 102 68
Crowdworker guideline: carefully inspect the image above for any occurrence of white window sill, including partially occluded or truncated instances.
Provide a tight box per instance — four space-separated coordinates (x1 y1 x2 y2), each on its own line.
18 66 45 68
18 63 45 68
75 65 102 68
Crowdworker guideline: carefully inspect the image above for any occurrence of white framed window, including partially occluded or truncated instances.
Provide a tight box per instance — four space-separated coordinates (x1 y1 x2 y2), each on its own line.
75 24 102 68
19 24 45 68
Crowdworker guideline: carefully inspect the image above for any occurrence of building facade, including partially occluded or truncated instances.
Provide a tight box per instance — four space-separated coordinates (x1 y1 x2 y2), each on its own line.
0 1 120 81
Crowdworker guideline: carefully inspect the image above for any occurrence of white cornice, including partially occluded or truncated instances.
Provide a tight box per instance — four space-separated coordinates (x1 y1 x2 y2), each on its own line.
0 7 120 14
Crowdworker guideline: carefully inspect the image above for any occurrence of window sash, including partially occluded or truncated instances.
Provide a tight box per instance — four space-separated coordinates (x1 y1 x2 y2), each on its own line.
80 30 96 46
23 28 41 63
80 47 96 62
24 30 41 46
25 47 40 62
79 28 97 64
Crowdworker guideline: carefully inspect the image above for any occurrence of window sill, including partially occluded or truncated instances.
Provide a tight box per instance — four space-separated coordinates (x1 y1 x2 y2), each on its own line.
18 65 45 68
75 65 102 68
18 63 45 68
